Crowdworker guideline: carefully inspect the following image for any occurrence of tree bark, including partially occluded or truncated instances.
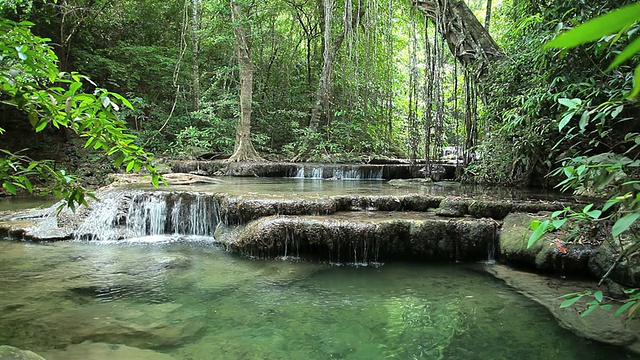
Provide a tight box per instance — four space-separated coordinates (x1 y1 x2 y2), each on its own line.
484 0 492 30
308 0 345 133
191 0 201 110
228 0 263 162
413 0 502 78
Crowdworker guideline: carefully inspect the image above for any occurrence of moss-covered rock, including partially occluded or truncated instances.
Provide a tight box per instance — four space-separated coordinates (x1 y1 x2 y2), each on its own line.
436 198 468 217
231 213 496 262
0 346 46 360
468 200 512 219
219 196 337 225
588 225 640 287
170 160 227 175
499 213 594 274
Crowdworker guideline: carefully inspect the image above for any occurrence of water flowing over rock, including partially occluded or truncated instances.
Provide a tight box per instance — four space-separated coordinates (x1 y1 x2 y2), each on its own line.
227 213 498 262
73 190 221 241
0 179 577 265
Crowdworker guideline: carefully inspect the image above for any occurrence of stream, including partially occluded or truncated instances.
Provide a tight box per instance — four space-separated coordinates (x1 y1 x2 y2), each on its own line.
0 178 635 359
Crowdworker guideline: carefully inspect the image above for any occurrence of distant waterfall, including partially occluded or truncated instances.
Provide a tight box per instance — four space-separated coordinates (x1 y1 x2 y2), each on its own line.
74 190 220 241
291 165 384 180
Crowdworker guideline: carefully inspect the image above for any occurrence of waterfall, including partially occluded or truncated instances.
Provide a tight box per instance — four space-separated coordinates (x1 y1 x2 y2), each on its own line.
74 190 219 241
291 165 385 180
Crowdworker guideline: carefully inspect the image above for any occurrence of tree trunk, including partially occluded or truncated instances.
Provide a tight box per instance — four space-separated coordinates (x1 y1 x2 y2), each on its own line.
308 0 345 133
228 0 263 162
484 0 492 30
413 0 502 77
191 0 201 110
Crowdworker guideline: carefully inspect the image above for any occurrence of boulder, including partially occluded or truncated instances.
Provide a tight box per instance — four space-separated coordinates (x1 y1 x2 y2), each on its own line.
588 224 640 287
43 341 173 360
0 346 46 360
436 198 468 217
231 213 497 262
499 213 595 274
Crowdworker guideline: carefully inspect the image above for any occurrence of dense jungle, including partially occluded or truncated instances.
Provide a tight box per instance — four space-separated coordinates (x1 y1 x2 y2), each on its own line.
2 0 640 358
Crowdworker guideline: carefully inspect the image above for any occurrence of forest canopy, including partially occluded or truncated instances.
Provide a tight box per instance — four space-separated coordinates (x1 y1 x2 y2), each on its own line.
0 0 638 188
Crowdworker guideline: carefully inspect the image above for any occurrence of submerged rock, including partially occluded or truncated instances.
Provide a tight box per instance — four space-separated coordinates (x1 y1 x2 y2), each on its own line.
499 213 595 274
43 341 172 360
0 345 46 360
486 264 640 354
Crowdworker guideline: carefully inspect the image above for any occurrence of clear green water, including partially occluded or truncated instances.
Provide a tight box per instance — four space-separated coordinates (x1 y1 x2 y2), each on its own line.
149 177 570 201
0 237 635 360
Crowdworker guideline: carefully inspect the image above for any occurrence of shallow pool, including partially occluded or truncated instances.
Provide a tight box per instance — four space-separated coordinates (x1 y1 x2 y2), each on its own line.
0 236 634 360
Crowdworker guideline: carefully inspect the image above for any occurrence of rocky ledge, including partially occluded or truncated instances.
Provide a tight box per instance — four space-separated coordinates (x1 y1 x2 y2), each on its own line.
486 264 640 355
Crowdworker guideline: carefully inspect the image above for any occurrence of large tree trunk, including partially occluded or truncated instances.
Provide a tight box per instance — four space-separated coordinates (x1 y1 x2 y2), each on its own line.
308 0 345 133
228 0 263 162
413 0 502 78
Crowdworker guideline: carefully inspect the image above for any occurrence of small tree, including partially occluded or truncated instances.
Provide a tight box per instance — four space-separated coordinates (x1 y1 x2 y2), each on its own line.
0 18 161 210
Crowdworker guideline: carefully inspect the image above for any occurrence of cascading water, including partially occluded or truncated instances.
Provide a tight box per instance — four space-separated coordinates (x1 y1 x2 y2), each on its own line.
292 165 384 180
74 190 220 241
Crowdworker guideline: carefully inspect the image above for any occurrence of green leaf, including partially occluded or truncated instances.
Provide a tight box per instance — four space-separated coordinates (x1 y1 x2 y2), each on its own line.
528 220 548 248
607 36 640 71
559 111 575 131
552 218 566 229
629 65 640 99
581 305 598 317
602 200 618 212
560 296 582 308
152 174 159 188
579 111 589 132
612 212 640 237
2 182 17 195
125 160 135 172
611 105 624 119
544 2 640 49
35 120 48 132
594 290 603 302
615 300 636 317
585 210 602 219
558 98 581 109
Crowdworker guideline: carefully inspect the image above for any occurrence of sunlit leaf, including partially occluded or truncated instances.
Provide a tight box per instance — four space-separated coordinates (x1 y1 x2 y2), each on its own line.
2 182 17 195
528 220 548 248
544 2 640 49
607 36 640 71
560 296 582 308
629 65 640 99
558 98 581 109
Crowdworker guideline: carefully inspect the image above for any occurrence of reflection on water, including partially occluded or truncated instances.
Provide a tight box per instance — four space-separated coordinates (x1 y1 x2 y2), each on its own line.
0 237 634 360
145 177 572 201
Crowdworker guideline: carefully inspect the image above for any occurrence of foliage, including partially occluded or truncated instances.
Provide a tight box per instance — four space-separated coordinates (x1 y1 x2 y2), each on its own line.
524 1 640 317
0 17 161 209
474 0 637 187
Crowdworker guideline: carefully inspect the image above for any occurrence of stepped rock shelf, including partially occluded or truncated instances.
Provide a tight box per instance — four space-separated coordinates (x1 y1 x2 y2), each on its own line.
0 177 583 268
4 176 640 356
